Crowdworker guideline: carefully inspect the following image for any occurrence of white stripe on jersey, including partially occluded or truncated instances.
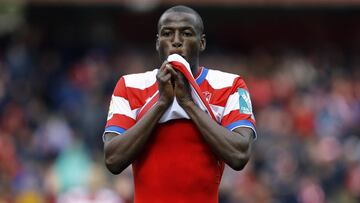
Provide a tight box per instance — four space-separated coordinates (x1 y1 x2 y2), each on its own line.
108 95 138 120
123 69 158 90
209 104 224 123
206 69 238 89
223 92 240 117
159 98 190 123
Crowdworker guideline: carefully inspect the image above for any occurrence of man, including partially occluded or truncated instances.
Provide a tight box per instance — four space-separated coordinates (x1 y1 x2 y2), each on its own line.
103 5 256 203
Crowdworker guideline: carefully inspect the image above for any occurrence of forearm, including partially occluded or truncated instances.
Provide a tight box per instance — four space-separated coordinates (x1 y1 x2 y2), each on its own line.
182 101 253 170
104 101 169 174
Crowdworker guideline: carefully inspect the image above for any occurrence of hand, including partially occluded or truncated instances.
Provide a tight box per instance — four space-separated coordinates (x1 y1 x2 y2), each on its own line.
174 71 194 107
156 61 177 106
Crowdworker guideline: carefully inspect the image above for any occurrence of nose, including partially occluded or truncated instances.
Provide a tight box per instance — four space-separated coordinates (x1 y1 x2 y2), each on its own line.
172 31 182 48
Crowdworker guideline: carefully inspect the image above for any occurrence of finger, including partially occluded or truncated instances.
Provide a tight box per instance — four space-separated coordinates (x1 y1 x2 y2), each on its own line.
157 63 171 78
160 64 173 76
160 73 172 83
166 66 178 78
160 60 169 70
175 70 187 83
157 71 172 83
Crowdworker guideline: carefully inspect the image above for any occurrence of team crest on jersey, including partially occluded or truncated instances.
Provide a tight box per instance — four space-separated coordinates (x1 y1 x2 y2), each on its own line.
107 98 114 120
202 91 212 102
238 88 252 115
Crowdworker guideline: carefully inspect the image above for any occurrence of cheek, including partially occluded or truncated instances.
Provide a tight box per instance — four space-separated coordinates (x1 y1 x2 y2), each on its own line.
186 40 200 54
158 40 170 60
159 40 170 51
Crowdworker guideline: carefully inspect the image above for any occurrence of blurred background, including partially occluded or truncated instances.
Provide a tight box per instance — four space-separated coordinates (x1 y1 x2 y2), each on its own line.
1 0 360 202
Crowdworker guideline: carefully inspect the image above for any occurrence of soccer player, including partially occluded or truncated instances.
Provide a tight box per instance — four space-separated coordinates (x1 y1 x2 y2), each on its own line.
103 5 256 203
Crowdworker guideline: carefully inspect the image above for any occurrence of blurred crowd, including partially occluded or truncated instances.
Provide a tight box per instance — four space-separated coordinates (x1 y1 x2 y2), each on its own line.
1 22 360 203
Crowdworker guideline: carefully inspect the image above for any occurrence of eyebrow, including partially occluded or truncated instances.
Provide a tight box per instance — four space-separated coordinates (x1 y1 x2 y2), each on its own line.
160 26 196 31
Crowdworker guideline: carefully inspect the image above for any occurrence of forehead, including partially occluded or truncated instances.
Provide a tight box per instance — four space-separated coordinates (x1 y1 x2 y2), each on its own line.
158 12 198 30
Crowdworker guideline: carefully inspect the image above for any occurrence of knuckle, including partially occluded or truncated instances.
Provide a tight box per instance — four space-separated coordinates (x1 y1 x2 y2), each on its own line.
165 64 172 69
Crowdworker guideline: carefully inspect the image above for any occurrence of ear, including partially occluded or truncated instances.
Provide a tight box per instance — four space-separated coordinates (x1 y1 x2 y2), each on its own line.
156 34 160 51
200 34 206 52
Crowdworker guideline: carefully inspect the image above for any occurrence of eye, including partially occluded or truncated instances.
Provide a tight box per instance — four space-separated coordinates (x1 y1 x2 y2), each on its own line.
161 30 172 37
183 31 193 37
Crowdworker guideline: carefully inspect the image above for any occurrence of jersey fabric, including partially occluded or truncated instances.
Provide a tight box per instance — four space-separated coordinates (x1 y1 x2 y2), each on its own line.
104 66 256 203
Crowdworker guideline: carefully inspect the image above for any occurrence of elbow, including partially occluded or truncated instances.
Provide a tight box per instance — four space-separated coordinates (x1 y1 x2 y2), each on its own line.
105 154 125 175
228 153 250 171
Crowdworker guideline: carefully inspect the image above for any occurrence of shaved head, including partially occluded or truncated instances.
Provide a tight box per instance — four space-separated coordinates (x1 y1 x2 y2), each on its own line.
158 5 204 35
156 5 206 73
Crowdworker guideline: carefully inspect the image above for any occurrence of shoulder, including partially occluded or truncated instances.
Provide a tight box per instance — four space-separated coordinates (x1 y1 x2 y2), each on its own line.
205 68 245 89
119 69 158 89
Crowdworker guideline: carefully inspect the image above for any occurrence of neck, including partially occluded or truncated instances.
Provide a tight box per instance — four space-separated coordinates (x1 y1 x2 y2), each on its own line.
191 66 198 77
190 60 199 76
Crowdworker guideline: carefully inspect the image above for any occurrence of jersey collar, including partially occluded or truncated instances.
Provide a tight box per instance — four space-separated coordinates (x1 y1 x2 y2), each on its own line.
195 66 208 86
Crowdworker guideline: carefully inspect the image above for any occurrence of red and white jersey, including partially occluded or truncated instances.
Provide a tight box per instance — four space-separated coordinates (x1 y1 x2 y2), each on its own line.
104 56 256 203
105 67 256 138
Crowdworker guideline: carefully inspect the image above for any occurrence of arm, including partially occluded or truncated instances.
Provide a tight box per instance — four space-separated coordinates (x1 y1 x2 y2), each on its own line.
174 71 254 171
181 101 253 171
104 62 175 174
